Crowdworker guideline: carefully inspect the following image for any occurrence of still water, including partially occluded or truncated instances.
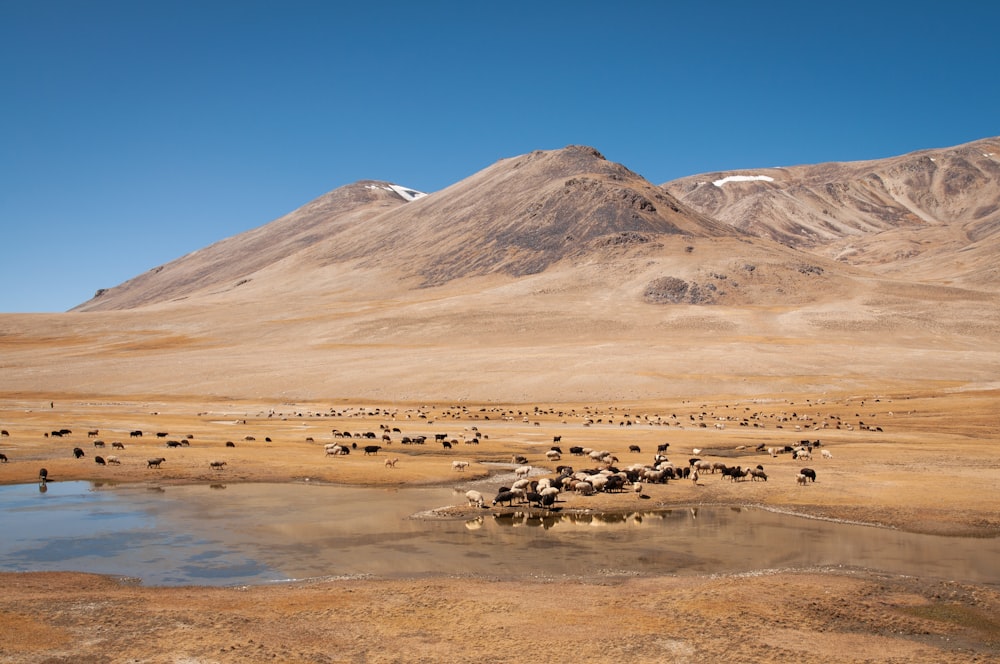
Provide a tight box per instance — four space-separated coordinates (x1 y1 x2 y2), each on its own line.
1 481 997 587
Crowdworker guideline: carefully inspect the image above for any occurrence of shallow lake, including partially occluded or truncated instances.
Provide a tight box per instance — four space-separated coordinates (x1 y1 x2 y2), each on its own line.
1 481 997 587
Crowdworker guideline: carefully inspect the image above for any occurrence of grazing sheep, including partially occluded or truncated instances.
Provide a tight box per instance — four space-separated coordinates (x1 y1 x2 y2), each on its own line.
492 490 517 507
111 442 125 450
0 453 7 463
511 454 528 465
93 440 105 448
210 461 227 470
226 441 236 448
569 446 585 456
545 450 561 461
514 465 532 479
628 445 641 453
465 490 485 508
384 457 398 468
94 455 106 466
574 481 595 496
106 455 121 465
821 449 833 459
796 473 809 486
147 457 166 469
749 468 768 481
452 460 470 471
73 447 85 459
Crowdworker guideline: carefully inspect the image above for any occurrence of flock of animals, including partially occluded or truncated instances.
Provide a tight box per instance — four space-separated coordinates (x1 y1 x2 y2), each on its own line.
0 399 878 512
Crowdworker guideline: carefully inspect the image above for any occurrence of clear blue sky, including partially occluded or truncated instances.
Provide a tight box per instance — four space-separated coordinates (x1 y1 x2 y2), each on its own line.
2 1 998 312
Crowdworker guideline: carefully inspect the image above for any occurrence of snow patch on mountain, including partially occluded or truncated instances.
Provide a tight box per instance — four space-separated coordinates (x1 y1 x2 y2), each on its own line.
712 175 775 187
366 183 428 201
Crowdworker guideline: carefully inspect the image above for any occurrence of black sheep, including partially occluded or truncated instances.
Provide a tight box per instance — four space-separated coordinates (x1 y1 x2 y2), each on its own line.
492 491 517 507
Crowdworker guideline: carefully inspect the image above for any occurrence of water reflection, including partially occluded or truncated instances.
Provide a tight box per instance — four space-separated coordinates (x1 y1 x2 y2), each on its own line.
0 481 997 587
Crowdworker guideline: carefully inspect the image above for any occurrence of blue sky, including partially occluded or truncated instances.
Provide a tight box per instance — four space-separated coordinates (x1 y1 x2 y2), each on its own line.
2 1 998 312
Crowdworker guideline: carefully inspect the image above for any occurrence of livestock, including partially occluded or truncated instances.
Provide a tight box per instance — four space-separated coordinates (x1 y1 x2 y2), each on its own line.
106 455 121 465
94 456 106 466
93 440 105 448
0 453 7 462
545 450 561 461
362 445 381 455
441 441 452 449
465 490 485 508
155 432 169 438
88 430 99 437
0 430 8 436
511 454 528 465
796 473 809 486
550 446 562 454
574 481 595 496
540 492 557 508
628 445 641 453
569 446 585 456
435 433 448 442
73 447 85 459
384 457 399 468
514 465 532 479
226 441 236 448
39 467 49 482
452 460 470 471
800 468 817 482
147 457 166 468
657 443 669 453
111 442 125 450
130 430 143 438
210 461 227 470
492 491 517 507
166 440 183 448
749 468 768 481
553 435 562 443
821 449 833 459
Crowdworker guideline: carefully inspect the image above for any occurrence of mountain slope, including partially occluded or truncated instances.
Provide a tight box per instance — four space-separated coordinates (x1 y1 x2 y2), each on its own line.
662 137 1000 286
75 146 738 312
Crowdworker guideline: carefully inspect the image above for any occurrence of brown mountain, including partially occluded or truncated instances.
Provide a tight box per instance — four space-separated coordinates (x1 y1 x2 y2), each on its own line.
75 146 736 312
3 142 998 403
662 136 1000 287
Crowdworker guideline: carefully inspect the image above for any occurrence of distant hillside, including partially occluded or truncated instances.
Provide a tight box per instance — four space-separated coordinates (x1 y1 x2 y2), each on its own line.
74 146 738 312
662 137 1000 287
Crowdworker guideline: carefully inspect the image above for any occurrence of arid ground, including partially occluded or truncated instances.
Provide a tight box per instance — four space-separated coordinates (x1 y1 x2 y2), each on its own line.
1 388 998 663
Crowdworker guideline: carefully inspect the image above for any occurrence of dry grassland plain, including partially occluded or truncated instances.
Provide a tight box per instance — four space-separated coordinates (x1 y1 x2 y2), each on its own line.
1 387 999 663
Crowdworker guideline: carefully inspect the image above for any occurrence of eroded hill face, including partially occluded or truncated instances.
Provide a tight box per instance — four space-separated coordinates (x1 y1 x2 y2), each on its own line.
662 137 1000 288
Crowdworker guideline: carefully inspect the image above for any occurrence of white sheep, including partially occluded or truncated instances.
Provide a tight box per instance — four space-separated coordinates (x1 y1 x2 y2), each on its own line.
105 455 121 465
452 460 470 471
575 481 595 496
465 490 485 508
796 473 808 486
821 449 833 459
514 465 531 479
384 457 398 468
545 450 561 461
